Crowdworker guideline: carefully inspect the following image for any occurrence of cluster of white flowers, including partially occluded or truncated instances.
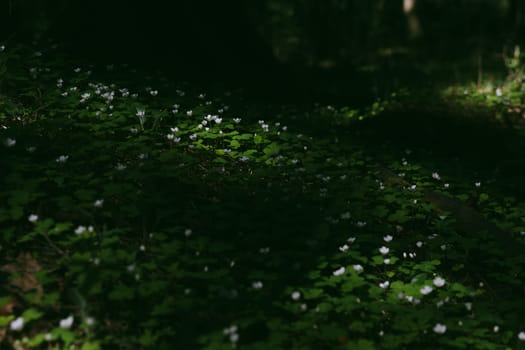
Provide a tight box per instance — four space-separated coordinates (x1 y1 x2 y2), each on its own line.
224 325 239 344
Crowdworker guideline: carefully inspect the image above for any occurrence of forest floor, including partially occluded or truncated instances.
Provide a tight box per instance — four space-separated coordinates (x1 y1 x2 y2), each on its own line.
1 44 525 350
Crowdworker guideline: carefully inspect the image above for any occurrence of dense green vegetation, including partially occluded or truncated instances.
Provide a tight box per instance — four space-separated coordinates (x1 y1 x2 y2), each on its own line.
1 39 525 349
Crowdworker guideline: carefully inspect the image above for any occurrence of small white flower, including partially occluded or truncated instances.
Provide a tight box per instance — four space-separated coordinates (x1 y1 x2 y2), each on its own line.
383 235 393 242
85 317 95 326
186 110 193 116
493 325 499 333
136 109 145 117
184 228 192 237
291 291 301 300
339 244 349 252
189 134 198 141
0 45 5 52
519 332 525 340
496 87 502 97
432 172 441 180
230 333 239 343
353 264 363 272
475 182 481 188
356 221 367 227
465 302 472 311
433 276 446 287
28 214 39 223
10 316 24 331
116 163 127 171
379 281 390 289
94 199 104 207
340 212 351 220
45 333 53 341
333 266 345 276
383 258 391 264
444 183 450 188
150 90 158 96
74 225 86 235
139 244 146 251
252 281 263 289
347 237 356 243
416 241 423 248
233 118 241 124
420 285 433 295
379 246 389 255
433 323 447 334
59 315 74 329
56 155 69 163
4 138 16 147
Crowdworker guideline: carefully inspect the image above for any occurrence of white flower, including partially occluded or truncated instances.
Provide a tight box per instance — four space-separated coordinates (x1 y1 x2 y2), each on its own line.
340 212 351 220
383 235 393 242
139 245 146 251
223 325 238 335
291 291 301 300
353 264 363 272
338 244 349 252
432 172 441 180
433 323 447 334
10 316 24 331
493 325 499 333
347 237 356 243
116 163 127 171
420 285 433 295
383 258 391 264
433 276 446 287
356 221 367 227
136 109 145 117
444 183 450 188
379 281 390 289
85 317 95 326
45 333 53 341
416 241 423 248
189 134 198 141
379 246 389 255
519 332 525 340
150 90 158 96
229 333 239 343
4 138 16 147
94 199 104 208
74 225 86 235
0 45 5 52
56 155 69 163
28 214 39 223
186 110 192 116
496 87 502 97
233 118 242 123
333 266 345 276
252 281 263 289
475 182 481 188
184 229 192 237
59 315 74 329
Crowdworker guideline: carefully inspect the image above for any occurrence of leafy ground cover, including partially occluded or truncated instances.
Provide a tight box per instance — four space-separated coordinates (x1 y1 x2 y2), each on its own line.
1 44 525 349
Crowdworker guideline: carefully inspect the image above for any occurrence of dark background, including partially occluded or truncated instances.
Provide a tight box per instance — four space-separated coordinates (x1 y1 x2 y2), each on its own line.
0 0 523 99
